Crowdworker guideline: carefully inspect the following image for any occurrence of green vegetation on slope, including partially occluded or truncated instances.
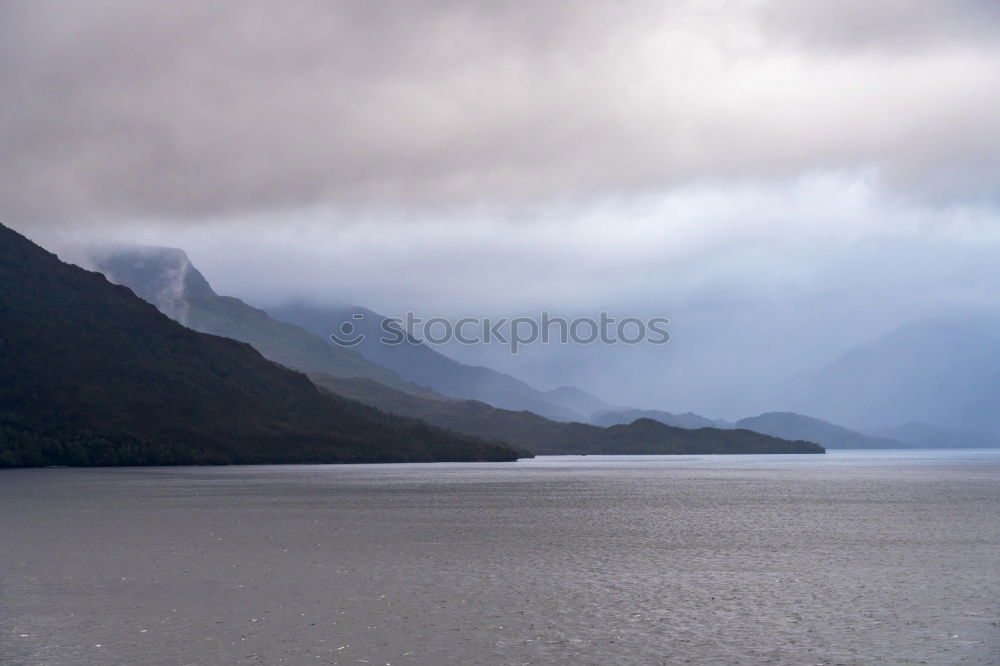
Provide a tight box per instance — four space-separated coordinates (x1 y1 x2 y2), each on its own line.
0 225 523 467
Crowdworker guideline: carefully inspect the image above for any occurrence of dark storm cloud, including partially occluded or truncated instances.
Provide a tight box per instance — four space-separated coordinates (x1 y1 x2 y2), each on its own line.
2 0 999 227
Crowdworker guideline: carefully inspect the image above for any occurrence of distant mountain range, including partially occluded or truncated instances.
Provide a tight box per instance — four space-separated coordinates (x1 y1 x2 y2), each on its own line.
593 409 720 429
308 374 824 455
593 409 906 449
596 315 1000 448
0 224 522 466
595 409 1000 449
269 303 608 421
790 313 1000 434
732 412 905 449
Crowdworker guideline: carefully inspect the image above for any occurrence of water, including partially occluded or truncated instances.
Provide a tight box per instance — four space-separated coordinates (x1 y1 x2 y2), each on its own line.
2 450 998 665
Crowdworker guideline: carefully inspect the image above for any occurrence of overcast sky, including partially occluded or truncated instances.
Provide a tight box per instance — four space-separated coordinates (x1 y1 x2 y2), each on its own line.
3 1 1000 416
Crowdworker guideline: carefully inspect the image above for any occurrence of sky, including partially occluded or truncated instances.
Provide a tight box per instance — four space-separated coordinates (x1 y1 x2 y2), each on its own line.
3 0 1000 417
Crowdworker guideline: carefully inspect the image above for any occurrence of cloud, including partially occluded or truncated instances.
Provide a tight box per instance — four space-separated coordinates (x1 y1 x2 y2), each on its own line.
756 0 1000 52
6 2 1000 417
2 0 999 227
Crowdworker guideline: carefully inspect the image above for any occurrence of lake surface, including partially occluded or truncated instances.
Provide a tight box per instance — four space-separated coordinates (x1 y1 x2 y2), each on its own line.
2 450 999 665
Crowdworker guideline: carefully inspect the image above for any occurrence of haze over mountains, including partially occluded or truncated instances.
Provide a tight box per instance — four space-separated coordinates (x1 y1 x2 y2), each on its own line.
86 243 1000 454
731 413 904 450
84 243 821 456
307 374 822 455
866 422 1000 449
96 247 416 392
269 303 608 421
593 409 720 430
593 409 910 450
97 247 606 421
789 314 1000 435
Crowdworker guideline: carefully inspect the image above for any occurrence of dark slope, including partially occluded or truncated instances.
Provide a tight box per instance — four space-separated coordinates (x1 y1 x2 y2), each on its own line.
269 303 599 421
596 418 823 455
0 225 522 467
94 248 427 394
309 374 824 455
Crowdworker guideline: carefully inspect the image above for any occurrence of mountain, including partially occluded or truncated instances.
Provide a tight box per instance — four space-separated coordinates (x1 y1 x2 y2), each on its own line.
791 313 1000 433
592 409 722 429
86 245 820 455
0 224 522 467
595 408 911 449
93 247 428 394
268 302 603 421
308 373 824 455
865 422 1000 449
598 408 909 449
541 386 610 419
734 412 904 449
594 418 822 455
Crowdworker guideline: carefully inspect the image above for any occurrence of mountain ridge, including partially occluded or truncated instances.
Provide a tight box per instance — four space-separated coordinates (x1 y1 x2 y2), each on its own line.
0 224 522 467
733 412 904 449
308 373 825 455
269 302 604 421
790 313 1000 433
595 408 911 449
593 409 722 429
94 247 433 395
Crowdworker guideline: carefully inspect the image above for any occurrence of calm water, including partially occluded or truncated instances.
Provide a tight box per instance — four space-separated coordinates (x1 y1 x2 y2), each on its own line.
2 450 999 665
